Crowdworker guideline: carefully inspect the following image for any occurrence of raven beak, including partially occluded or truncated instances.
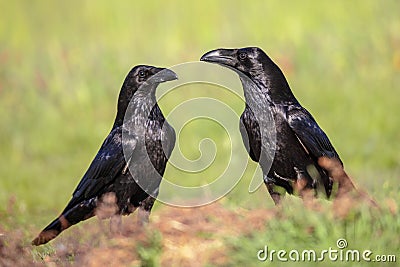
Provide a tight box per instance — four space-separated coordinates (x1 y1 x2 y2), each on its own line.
151 68 178 83
200 49 237 67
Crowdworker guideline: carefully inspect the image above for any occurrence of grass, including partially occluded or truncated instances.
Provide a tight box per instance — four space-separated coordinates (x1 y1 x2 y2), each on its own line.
0 0 399 266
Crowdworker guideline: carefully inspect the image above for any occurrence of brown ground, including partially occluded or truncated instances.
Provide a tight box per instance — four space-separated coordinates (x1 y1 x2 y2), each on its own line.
0 203 276 267
0 189 385 267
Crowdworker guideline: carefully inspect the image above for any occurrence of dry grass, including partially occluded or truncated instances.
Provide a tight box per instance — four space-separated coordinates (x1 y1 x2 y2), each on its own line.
0 202 276 267
0 192 395 267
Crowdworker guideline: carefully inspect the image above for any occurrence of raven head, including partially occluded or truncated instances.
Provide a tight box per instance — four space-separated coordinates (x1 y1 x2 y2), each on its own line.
200 47 272 83
201 47 294 104
114 65 177 128
124 65 177 90
119 65 177 100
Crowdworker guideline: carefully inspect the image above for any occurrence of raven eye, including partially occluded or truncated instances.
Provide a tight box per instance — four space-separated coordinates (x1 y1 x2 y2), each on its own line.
138 70 146 78
238 52 247 60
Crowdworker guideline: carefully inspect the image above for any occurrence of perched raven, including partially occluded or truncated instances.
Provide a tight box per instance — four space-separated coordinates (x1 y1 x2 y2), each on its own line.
201 47 357 204
32 65 177 246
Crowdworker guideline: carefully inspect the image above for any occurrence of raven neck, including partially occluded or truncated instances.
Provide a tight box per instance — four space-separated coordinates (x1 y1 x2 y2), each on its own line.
240 74 271 111
113 85 157 128
114 102 129 128
239 75 276 165
113 85 136 128
122 90 159 128
257 65 298 105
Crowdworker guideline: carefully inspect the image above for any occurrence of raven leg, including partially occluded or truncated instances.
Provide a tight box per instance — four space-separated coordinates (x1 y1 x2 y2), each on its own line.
137 208 150 226
317 157 355 196
292 167 318 202
137 196 156 225
110 214 122 234
317 157 379 207
267 183 281 205
264 175 282 205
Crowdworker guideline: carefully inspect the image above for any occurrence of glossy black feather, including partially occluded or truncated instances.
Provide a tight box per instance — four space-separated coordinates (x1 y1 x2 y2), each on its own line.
65 126 133 212
239 104 261 162
201 47 338 202
287 105 341 162
32 66 176 245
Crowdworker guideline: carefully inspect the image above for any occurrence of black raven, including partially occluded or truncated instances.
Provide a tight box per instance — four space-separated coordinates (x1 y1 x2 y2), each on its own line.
32 65 177 245
201 47 357 204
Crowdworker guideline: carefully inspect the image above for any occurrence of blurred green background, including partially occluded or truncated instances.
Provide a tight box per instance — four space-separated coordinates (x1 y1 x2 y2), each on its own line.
0 0 399 266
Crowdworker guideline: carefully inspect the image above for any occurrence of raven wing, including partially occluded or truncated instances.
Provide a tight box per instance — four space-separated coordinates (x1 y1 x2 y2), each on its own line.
287 105 342 164
239 106 261 162
63 126 137 212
